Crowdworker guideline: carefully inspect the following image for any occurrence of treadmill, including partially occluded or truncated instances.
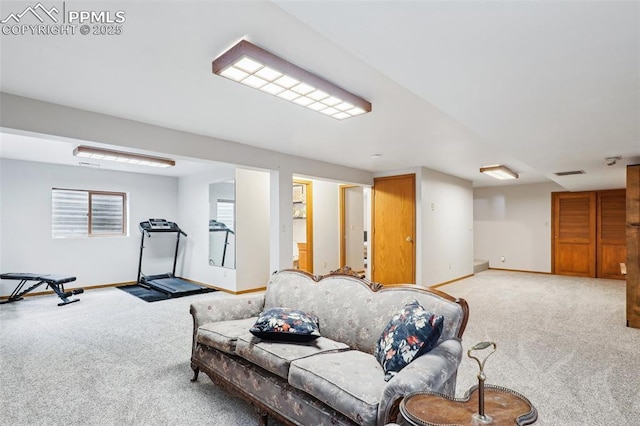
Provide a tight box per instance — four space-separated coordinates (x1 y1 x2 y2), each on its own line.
137 219 204 297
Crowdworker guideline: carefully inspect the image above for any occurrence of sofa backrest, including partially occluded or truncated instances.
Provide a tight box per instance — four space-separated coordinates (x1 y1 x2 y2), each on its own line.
264 270 468 354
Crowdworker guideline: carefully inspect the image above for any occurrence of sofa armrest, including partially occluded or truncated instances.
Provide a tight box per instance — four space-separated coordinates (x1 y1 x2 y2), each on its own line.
190 294 265 351
377 338 463 425
190 293 266 329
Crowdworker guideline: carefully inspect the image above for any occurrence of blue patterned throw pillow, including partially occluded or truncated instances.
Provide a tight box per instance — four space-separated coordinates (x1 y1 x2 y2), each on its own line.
250 307 321 342
374 300 444 381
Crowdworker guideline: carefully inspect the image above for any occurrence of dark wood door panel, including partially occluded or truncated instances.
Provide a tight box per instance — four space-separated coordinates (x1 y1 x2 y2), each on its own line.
558 197 594 241
627 165 640 328
597 189 626 280
553 192 596 278
599 244 627 279
555 242 594 277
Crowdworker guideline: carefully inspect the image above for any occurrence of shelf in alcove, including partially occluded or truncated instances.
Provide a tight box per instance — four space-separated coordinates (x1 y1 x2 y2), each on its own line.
293 217 307 220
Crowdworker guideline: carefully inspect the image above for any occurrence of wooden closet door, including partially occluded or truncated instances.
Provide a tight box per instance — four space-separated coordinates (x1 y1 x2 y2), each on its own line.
597 189 627 279
553 192 596 277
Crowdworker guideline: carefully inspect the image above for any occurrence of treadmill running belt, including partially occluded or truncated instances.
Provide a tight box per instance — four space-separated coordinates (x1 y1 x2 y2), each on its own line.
148 277 206 295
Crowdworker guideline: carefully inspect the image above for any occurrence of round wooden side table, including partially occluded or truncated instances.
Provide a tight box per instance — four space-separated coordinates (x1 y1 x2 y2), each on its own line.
399 384 538 425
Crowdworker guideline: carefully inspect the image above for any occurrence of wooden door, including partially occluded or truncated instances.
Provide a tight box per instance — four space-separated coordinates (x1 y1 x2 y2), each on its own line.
597 189 627 279
552 192 596 277
627 165 640 328
372 174 415 284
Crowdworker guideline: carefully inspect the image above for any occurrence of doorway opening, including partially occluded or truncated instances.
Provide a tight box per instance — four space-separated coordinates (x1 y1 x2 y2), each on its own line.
292 179 313 273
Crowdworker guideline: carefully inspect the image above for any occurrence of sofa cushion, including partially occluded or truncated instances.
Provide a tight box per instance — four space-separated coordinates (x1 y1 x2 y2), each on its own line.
289 350 386 425
196 317 258 354
374 300 444 381
250 307 321 342
235 334 349 379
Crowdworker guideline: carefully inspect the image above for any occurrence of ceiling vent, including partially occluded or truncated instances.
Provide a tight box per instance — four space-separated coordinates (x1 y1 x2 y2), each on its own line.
554 170 585 176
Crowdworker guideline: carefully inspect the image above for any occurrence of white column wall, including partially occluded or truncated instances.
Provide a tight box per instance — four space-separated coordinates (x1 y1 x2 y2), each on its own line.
311 179 341 275
235 168 270 291
270 168 294 274
421 167 474 285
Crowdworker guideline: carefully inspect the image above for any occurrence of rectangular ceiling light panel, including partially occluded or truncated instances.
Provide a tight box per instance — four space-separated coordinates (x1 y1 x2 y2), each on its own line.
73 146 175 168
479 165 519 180
212 40 371 120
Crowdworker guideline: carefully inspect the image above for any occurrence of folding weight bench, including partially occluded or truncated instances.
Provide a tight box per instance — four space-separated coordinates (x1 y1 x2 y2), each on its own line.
0 273 83 306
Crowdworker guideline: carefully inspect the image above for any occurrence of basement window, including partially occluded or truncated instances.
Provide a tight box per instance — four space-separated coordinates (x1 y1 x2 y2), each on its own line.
52 188 127 238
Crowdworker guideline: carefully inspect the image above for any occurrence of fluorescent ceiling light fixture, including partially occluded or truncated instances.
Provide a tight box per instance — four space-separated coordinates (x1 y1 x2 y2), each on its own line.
480 165 519 180
212 39 372 120
73 146 175 168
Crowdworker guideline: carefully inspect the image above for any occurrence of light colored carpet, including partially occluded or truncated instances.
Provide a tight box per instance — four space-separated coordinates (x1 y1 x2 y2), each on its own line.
1 271 638 425
0 288 261 425
443 270 640 426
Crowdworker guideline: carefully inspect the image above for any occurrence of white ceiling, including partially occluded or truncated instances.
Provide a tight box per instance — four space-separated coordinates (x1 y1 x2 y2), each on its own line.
0 1 638 188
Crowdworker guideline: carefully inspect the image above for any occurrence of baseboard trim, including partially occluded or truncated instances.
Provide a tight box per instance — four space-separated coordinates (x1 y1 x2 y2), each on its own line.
179 277 265 295
488 267 552 275
430 274 474 289
234 287 267 295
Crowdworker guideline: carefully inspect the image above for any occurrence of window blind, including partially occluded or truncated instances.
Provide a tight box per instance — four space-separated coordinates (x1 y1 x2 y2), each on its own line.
90 193 125 235
52 189 126 238
52 189 89 238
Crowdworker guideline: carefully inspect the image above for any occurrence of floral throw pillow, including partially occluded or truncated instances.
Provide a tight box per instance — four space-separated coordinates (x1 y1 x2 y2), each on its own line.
250 307 321 342
374 300 444 381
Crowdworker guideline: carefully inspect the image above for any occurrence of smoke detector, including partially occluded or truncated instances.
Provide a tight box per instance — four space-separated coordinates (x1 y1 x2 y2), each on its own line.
606 156 621 166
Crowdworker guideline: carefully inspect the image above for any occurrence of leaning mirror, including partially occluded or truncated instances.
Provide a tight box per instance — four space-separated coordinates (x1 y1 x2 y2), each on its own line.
209 180 236 269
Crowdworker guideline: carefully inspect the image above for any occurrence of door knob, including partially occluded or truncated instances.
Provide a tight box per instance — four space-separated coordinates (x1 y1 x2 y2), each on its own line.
406 236 413 242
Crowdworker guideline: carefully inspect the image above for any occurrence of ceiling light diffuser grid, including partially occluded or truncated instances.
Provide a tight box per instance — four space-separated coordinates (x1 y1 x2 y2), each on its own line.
213 40 371 120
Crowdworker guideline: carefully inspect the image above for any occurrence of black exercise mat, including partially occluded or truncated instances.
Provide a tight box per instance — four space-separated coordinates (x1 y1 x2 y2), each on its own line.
117 284 216 302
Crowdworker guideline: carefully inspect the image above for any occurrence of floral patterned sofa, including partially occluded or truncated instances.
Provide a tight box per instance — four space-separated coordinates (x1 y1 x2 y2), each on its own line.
189 269 469 426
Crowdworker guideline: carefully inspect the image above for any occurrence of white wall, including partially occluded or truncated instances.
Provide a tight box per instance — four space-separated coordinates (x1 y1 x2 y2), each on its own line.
344 186 365 272
421 168 474 285
311 179 341 275
269 168 293 274
178 166 236 291
235 168 270 291
0 159 178 296
474 182 564 273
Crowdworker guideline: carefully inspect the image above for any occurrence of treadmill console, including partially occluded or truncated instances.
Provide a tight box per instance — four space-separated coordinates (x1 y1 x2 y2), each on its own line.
139 218 180 232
